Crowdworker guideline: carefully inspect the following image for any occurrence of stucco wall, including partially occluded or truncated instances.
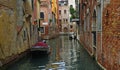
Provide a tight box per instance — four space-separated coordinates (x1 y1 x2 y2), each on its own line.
0 0 32 66
0 0 17 60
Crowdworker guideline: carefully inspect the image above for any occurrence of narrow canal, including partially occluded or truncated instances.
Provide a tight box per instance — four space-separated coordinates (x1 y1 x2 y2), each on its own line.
5 35 103 70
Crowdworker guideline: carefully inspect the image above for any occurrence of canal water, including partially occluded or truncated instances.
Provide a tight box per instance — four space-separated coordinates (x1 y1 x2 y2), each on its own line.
5 35 103 70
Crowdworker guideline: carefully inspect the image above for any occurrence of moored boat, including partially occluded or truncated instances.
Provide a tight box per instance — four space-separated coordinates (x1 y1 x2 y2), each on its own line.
30 42 50 54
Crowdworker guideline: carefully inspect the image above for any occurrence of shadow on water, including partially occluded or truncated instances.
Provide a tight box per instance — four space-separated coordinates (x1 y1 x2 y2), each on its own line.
29 52 50 70
30 51 49 57
4 52 50 70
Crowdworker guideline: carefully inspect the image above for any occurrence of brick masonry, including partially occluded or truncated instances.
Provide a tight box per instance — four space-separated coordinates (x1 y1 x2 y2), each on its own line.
79 0 120 69
100 0 120 69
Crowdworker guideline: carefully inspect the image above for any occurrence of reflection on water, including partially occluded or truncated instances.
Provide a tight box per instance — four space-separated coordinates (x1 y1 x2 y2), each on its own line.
6 35 102 70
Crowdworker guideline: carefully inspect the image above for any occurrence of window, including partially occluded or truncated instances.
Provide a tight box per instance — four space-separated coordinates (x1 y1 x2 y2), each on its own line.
61 1 64 3
23 29 27 40
31 0 34 10
97 6 102 31
84 19 86 31
40 27 44 33
64 10 66 14
59 19 62 23
59 4 61 6
87 15 90 31
59 10 61 14
66 19 68 22
70 25 73 28
40 12 44 19
92 32 96 46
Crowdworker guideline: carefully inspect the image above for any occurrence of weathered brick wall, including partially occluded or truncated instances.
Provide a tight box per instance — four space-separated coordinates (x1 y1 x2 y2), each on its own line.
80 0 120 69
96 32 102 64
101 0 120 69
79 0 97 55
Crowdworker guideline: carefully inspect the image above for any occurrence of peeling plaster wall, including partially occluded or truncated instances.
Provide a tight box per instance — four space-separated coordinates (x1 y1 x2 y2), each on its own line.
0 0 32 66
0 0 17 60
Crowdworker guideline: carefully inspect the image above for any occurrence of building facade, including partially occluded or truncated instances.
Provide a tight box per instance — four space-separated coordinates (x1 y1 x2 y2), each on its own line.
40 0 52 39
79 0 120 69
50 0 59 38
0 0 41 66
31 0 40 42
59 0 70 32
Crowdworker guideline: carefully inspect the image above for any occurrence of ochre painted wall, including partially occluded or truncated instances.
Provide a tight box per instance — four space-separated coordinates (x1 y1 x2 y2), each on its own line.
0 0 17 60
0 0 32 66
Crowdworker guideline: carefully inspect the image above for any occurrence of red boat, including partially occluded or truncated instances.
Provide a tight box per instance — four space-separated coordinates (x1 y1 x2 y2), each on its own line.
30 41 50 53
